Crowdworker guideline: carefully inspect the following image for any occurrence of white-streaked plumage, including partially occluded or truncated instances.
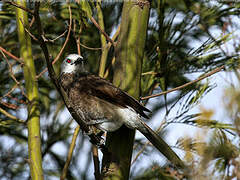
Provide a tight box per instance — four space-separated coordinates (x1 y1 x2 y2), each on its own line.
59 54 185 168
95 106 141 132
61 54 143 132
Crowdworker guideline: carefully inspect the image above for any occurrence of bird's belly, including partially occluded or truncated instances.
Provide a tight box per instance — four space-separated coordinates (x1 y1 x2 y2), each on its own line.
96 121 123 132
117 106 142 129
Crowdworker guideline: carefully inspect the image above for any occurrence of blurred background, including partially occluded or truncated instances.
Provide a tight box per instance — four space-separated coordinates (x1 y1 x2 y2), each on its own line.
0 1 240 179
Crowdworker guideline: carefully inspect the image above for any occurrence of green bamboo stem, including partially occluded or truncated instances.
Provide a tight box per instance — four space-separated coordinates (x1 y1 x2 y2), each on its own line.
97 1 109 78
15 1 43 179
102 1 150 179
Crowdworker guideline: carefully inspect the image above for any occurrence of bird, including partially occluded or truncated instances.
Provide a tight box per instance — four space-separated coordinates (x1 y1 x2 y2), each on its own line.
58 54 185 168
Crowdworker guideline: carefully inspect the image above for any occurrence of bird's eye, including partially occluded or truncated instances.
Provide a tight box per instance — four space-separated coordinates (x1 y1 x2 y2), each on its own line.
66 59 71 63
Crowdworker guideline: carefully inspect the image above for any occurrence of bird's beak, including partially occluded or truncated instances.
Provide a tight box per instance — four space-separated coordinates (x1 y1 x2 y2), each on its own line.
74 57 83 65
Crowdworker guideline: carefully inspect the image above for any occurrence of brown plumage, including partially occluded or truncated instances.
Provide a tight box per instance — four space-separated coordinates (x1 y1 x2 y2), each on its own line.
59 54 186 168
59 73 150 119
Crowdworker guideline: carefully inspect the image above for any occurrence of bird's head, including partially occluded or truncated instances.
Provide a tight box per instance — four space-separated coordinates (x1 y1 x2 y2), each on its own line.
61 54 86 74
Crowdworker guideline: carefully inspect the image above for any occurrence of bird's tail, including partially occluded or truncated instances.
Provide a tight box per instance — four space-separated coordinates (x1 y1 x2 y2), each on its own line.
138 121 186 169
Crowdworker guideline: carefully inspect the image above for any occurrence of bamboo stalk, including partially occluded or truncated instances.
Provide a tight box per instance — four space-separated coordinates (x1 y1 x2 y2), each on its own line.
15 1 43 179
97 1 109 78
102 1 150 179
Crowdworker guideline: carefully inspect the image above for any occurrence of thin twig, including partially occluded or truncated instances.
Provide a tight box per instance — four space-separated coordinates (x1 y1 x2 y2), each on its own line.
29 16 35 28
141 65 225 100
79 25 120 52
77 35 81 55
60 126 80 180
76 25 82 55
90 17 115 47
131 141 151 165
72 18 82 56
39 30 68 43
1 49 22 101
0 46 23 64
0 107 25 123
79 42 103 50
0 84 18 100
0 47 28 100
142 71 158 76
0 101 19 110
92 145 101 180
19 18 38 41
103 56 115 79
102 25 120 78
6 94 27 105
48 30 68 43
25 27 39 41
0 50 20 85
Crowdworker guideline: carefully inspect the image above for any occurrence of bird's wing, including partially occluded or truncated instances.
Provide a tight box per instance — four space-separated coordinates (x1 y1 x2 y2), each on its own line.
78 74 151 119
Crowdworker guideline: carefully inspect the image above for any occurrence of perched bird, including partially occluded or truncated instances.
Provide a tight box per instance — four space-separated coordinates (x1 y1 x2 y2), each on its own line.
59 54 185 168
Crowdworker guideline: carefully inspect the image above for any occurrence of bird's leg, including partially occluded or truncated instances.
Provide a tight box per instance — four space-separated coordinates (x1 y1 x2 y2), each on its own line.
87 126 105 147
84 119 107 147
84 126 95 135
88 132 105 147
96 130 105 137
84 125 104 136
84 120 106 143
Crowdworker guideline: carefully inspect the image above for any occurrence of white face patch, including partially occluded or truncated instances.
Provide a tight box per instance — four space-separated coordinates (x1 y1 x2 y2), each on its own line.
61 54 84 74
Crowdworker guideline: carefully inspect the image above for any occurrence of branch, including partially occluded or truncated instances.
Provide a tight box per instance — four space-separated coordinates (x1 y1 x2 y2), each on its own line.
107 24 120 47
92 145 101 180
0 84 18 100
60 126 80 180
0 107 25 123
0 49 28 103
131 141 151 165
141 65 225 100
103 26 120 78
90 17 115 47
79 42 102 50
43 30 68 43
2 51 20 84
79 25 120 52
6 94 27 105
19 17 38 41
0 46 23 64
0 101 19 110
76 27 81 55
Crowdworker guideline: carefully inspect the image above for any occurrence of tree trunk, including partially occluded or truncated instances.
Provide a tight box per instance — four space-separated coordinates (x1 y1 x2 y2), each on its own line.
102 1 150 179
15 1 43 179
